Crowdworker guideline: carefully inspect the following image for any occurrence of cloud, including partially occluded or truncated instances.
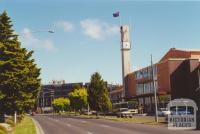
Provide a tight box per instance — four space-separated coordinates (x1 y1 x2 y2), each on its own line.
55 21 74 32
20 28 56 52
80 19 119 40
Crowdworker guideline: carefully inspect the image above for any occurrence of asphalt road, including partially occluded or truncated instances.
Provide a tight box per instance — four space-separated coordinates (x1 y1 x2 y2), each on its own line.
33 115 199 134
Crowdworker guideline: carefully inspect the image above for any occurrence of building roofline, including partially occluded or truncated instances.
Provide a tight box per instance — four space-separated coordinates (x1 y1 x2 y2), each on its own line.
173 48 200 52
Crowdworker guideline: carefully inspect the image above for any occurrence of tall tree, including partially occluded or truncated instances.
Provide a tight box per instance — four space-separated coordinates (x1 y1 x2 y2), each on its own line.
0 11 41 118
88 72 112 114
0 11 18 44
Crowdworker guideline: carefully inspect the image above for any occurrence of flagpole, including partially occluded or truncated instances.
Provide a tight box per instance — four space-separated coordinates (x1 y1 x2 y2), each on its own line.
119 14 121 27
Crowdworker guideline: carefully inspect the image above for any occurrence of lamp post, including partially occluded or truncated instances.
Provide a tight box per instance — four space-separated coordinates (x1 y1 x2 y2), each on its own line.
28 30 54 34
41 90 54 109
29 29 54 112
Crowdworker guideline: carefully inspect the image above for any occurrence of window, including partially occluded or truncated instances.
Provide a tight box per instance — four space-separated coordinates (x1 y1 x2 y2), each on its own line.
143 69 148 78
136 84 144 95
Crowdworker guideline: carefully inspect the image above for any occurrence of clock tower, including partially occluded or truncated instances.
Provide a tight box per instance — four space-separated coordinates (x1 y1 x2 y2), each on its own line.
120 25 131 99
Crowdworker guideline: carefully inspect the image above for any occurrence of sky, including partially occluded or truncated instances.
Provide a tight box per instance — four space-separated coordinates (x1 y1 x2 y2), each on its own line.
0 0 200 84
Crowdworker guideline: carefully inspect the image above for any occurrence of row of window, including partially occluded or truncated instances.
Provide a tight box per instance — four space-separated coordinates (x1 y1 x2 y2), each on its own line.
135 65 157 80
136 81 158 95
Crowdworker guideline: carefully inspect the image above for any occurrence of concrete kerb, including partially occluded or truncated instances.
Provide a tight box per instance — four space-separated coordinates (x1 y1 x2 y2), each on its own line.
31 117 45 134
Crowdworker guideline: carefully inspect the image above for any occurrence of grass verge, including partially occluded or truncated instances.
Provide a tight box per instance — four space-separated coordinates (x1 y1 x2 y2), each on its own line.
0 130 6 134
54 112 167 126
72 114 166 126
11 116 36 134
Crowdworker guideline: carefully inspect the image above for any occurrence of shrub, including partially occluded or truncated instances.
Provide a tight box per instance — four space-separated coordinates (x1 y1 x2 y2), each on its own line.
0 125 7 134
17 114 24 123
5 119 14 127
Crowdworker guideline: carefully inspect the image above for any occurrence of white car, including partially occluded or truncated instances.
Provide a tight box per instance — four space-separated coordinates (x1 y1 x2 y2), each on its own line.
157 108 171 116
116 108 133 118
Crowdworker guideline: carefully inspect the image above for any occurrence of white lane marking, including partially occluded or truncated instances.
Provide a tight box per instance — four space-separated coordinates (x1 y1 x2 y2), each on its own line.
87 131 93 134
66 123 71 127
100 124 110 128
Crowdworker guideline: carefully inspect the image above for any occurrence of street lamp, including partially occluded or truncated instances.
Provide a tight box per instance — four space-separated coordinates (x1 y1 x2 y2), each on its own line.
41 90 54 108
29 30 55 34
48 30 54 33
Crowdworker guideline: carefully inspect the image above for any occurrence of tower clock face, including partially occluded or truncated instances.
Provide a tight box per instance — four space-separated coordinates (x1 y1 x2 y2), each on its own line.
122 42 131 49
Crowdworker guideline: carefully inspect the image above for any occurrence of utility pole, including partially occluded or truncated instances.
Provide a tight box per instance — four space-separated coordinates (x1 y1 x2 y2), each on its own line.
50 90 54 113
43 92 45 110
197 66 200 129
87 104 90 116
151 54 158 123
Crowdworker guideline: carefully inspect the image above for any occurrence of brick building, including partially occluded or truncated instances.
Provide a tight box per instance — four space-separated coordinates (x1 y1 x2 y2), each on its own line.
110 48 200 113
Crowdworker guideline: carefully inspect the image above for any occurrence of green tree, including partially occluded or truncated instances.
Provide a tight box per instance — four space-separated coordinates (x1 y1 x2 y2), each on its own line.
69 88 88 113
128 99 139 109
159 95 170 108
52 98 70 113
0 11 41 119
0 11 18 44
71 83 81 92
88 72 112 115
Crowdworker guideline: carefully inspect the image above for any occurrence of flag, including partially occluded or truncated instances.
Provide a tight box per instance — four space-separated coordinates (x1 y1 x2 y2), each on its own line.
113 11 119 17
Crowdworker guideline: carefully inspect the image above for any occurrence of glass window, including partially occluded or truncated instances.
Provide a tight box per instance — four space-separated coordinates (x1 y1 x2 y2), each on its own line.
177 106 187 115
136 84 144 95
145 97 151 104
143 69 148 78
148 67 152 78
170 106 177 115
187 106 194 115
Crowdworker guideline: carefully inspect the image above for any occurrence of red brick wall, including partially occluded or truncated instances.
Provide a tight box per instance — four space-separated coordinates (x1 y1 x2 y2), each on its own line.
157 60 187 94
126 73 136 97
157 61 170 93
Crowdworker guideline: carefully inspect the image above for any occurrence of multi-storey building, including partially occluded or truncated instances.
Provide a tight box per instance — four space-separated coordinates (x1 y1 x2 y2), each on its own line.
37 82 118 111
110 48 200 113
37 82 84 109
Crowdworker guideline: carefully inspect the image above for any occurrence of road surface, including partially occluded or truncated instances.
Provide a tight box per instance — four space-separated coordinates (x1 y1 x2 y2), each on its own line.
33 115 199 134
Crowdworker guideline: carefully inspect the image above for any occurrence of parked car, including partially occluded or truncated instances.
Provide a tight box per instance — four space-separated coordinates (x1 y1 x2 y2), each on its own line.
157 108 171 117
128 109 138 115
116 108 133 118
82 110 92 115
